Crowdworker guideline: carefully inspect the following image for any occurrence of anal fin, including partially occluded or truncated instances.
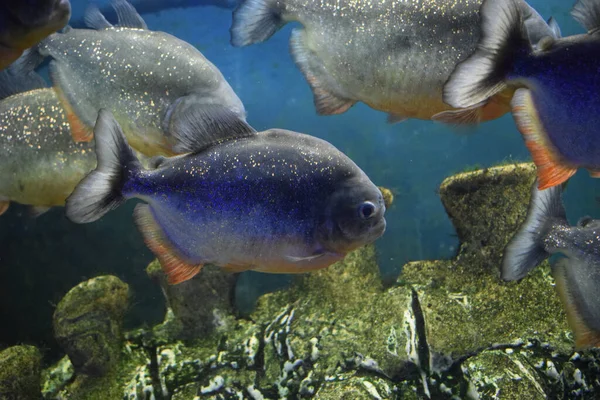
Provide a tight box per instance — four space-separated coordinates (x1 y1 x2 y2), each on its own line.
511 89 576 190
133 204 203 284
0 201 9 216
432 103 484 126
552 258 600 349
290 28 355 115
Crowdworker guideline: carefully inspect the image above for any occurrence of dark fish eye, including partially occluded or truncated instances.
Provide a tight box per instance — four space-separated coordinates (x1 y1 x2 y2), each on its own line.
358 201 376 219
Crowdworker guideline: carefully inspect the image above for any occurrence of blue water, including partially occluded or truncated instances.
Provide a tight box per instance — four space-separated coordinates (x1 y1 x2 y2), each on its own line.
1 0 599 358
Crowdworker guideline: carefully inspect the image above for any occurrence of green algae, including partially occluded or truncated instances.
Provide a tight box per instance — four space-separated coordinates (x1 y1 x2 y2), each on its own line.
0 345 42 400
40 162 600 399
53 275 130 377
401 163 571 357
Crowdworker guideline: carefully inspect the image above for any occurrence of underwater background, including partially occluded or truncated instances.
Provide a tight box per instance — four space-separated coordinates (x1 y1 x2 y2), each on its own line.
0 0 598 365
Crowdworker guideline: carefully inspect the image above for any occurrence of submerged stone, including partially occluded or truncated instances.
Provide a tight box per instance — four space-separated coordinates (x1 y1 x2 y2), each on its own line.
0 345 42 400
41 162 600 398
53 275 130 377
146 262 237 339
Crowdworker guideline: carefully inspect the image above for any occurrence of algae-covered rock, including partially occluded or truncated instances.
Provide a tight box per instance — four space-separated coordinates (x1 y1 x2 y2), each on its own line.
0 345 42 400
53 275 129 377
146 261 237 339
41 162 600 399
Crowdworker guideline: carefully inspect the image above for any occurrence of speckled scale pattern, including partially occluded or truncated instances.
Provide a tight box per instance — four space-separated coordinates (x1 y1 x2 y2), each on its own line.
281 0 484 118
41 27 244 156
125 129 374 269
0 89 96 206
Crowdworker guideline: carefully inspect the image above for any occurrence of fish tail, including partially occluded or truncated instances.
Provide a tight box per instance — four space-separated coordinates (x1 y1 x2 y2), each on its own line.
66 109 141 224
230 0 286 47
443 0 531 109
501 179 567 281
0 47 47 101
553 258 600 349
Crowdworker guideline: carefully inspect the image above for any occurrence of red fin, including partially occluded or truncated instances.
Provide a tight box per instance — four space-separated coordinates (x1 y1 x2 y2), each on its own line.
511 89 577 190
0 201 9 216
432 103 484 126
588 170 600 178
133 204 203 284
553 259 600 349
52 86 94 143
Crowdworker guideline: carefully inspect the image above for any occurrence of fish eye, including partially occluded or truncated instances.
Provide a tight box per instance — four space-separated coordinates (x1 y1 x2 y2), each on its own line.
358 201 376 219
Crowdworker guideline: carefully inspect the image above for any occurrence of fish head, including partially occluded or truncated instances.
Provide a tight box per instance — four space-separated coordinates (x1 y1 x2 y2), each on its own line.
316 176 386 254
3 0 71 49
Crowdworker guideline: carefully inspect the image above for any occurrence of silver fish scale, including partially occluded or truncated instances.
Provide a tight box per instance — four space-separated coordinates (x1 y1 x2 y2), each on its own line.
0 89 96 206
41 27 239 154
280 0 483 117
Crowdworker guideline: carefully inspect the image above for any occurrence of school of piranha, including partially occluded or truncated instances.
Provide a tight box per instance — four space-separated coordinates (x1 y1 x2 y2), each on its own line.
1 0 599 351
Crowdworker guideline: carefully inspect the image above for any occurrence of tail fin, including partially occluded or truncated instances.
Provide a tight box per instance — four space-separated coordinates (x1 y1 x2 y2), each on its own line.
0 49 47 100
230 0 286 47
443 0 531 109
501 179 567 281
553 258 600 349
65 110 141 223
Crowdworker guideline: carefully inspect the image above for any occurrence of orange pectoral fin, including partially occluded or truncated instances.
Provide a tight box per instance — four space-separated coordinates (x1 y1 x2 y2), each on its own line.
52 86 94 143
511 89 576 190
133 204 203 285
0 201 9 216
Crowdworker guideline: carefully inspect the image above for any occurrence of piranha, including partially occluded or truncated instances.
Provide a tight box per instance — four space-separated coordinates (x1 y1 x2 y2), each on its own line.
32 0 249 157
66 110 386 284
502 181 600 349
0 68 96 216
230 0 558 124
444 0 600 189
0 0 71 71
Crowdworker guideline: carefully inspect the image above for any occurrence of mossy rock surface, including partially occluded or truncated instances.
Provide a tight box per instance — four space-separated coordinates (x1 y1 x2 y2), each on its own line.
41 163 600 399
53 275 130 377
0 345 42 400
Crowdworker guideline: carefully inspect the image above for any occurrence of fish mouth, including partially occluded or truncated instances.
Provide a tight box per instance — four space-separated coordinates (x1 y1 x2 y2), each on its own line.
369 218 387 241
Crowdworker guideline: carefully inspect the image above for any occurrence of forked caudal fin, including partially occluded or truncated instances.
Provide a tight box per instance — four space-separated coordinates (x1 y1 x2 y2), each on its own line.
571 0 600 33
85 0 148 30
501 179 567 281
230 0 286 47
65 109 141 223
553 258 600 349
0 49 47 101
443 0 531 109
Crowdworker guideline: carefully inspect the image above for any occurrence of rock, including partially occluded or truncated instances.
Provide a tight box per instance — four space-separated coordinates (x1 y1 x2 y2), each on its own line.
146 261 237 339
41 163 600 399
53 275 129 377
378 186 394 209
0 345 42 400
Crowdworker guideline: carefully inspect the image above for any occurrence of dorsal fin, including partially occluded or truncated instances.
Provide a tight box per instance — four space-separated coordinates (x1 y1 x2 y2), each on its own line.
111 0 148 29
572 0 600 33
166 97 256 154
84 4 113 30
547 17 562 38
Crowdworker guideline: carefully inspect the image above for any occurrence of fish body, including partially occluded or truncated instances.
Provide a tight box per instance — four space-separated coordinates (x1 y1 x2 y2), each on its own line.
66 110 386 284
231 0 557 124
39 0 248 157
502 181 600 349
0 0 71 70
0 88 96 214
444 0 600 189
